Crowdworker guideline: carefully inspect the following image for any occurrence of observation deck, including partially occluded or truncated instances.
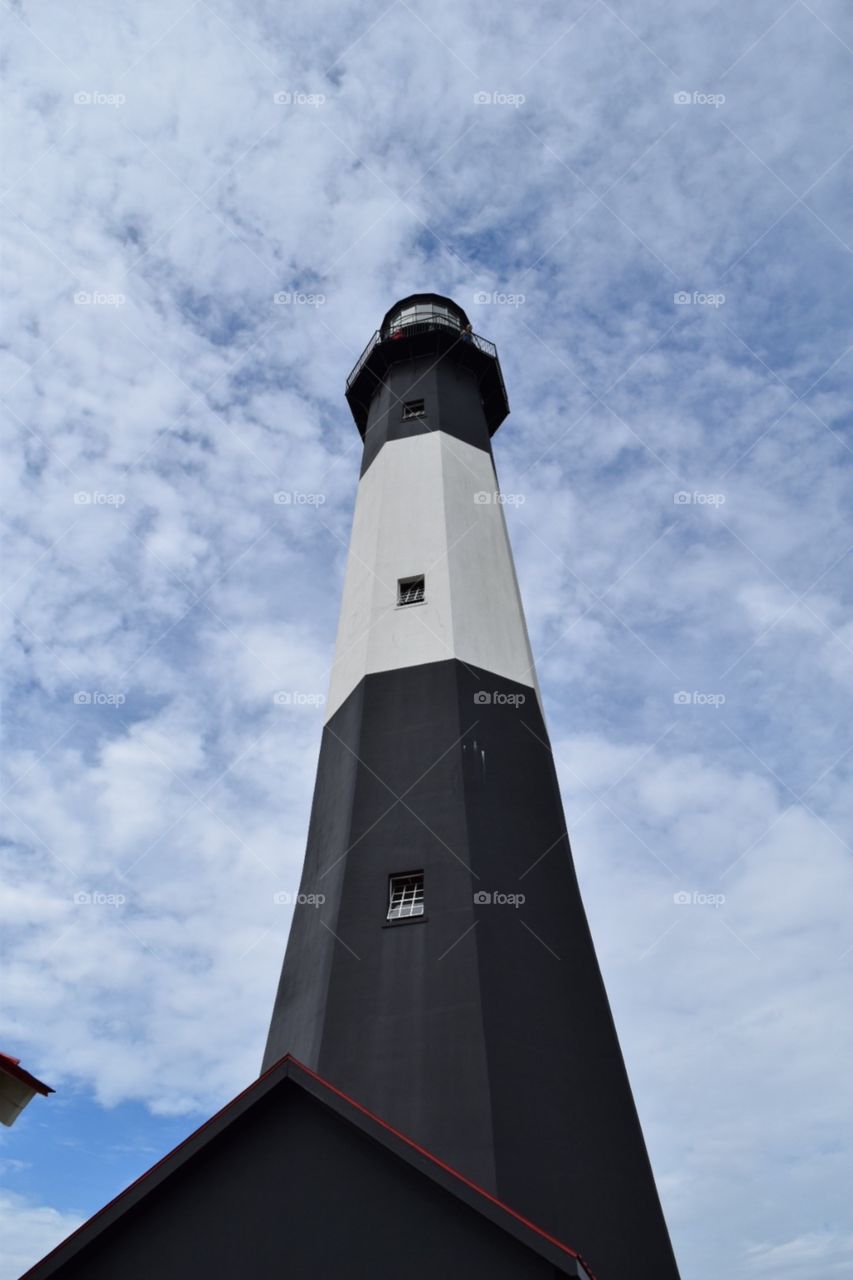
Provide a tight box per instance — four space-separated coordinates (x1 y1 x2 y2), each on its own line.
345 293 510 437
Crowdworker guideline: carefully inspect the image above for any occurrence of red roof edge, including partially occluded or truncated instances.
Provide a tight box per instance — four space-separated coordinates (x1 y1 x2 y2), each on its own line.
0 1052 54 1096
288 1055 599 1279
21 1052 599 1280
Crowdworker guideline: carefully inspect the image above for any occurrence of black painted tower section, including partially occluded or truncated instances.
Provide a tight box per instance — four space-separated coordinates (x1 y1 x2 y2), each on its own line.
264 295 680 1278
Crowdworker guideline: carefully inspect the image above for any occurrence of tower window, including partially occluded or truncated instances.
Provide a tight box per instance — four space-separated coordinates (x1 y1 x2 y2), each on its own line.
387 872 424 921
401 399 425 420
397 575 425 606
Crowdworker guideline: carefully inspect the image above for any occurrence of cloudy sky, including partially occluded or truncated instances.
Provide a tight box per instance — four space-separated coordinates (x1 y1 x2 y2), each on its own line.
2 1 852 1275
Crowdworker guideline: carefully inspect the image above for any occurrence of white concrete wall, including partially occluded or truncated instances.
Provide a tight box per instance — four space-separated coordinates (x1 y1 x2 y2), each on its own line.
325 433 541 721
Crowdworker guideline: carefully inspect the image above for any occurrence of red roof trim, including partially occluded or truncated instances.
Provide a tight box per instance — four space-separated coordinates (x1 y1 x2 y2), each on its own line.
21 1053 598 1280
0 1052 53 1096
289 1056 597 1277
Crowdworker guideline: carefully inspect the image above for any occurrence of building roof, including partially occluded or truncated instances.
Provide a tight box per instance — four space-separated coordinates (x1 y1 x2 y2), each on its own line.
22 1054 598 1279
0 1053 54 1097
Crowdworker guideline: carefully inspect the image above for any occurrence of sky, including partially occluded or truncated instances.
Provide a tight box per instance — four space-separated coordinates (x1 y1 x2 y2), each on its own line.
1 1 852 1276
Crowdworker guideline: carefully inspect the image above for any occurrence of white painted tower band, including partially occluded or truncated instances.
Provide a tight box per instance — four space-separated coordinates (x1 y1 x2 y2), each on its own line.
325 430 542 722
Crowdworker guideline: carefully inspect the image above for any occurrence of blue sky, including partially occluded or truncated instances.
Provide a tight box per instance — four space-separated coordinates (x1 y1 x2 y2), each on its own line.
2 1 852 1276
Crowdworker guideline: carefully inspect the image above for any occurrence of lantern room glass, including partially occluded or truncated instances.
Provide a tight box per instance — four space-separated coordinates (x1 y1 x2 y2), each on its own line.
383 301 464 338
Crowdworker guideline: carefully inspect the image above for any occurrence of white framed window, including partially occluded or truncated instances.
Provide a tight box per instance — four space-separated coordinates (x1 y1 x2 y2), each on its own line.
401 398 426 420
387 872 424 921
397 575 425 606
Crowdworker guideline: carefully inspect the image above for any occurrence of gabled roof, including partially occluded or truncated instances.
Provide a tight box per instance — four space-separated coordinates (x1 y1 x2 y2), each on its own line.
0 1052 54 1096
0 1052 54 1128
23 1054 598 1279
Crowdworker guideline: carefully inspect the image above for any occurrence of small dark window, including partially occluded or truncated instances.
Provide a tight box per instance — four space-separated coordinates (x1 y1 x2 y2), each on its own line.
388 872 424 921
401 399 425 420
398 575 425 606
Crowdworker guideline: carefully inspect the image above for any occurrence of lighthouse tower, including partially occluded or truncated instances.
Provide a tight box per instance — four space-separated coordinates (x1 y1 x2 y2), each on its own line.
263 295 680 1278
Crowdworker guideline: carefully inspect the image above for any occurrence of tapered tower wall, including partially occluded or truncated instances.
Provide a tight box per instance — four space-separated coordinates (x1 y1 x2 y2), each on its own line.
263 295 680 1278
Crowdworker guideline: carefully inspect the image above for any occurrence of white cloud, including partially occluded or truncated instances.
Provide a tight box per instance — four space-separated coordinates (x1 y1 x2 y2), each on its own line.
0 1191 83 1280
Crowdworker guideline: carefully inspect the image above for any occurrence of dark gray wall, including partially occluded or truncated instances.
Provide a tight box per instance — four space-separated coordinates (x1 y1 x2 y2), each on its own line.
27 1083 570 1280
264 660 680 1279
360 356 495 475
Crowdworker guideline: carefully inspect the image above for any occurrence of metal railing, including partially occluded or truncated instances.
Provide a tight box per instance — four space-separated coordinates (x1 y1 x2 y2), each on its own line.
346 323 498 390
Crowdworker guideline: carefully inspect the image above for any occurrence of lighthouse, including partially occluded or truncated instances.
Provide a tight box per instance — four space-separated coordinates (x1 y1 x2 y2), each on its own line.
263 294 681 1278
24 295 680 1280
